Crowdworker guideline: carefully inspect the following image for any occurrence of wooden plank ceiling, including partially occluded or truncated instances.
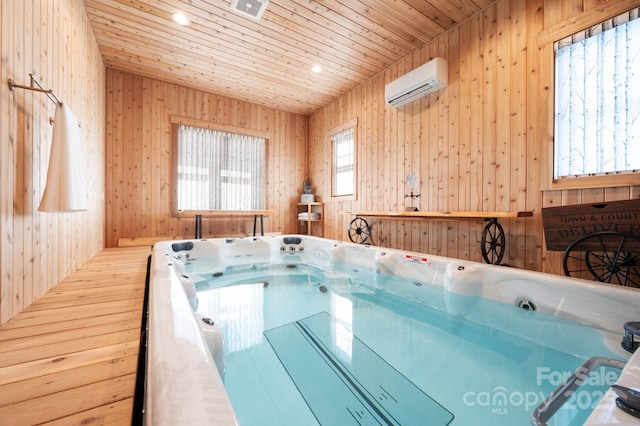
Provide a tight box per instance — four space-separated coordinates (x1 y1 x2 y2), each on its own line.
84 0 493 115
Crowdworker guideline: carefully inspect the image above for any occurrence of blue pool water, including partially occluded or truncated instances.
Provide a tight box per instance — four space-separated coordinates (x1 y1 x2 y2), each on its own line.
193 257 622 425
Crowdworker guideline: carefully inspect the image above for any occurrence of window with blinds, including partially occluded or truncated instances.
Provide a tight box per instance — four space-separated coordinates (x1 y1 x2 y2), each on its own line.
331 127 355 197
176 124 265 211
553 8 640 180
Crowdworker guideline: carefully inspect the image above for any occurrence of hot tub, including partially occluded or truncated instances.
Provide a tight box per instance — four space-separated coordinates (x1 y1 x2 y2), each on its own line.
145 236 640 425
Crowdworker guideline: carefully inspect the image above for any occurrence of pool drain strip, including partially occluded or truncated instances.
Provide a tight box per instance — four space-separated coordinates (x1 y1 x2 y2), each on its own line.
264 312 453 426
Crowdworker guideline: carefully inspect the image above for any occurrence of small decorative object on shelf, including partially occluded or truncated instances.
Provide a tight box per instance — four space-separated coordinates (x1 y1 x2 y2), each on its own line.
404 171 421 211
301 179 315 202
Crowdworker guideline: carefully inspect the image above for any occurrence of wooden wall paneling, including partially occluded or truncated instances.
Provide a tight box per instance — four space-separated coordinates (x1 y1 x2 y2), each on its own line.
417 48 430 254
274 112 288 235
301 110 311 232
526 0 546 271
130 76 144 241
560 189 583 276
263 102 277 234
264 103 275 236
541 191 562 275
543 0 565 28
563 0 585 20
407 55 418 249
345 90 355 239
64 3 74 276
110 72 121 247
81 0 105 266
30 1 42 310
507 0 527 267
307 112 320 234
481 4 498 219
394 58 407 249
0 0 17 323
307 113 318 205
41 0 53 301
581 187 605 204
348 87 361 237
427 43 440 256
380 66 394 247
36 0 48 298
122 75 135 241
105 71 116 248
495 2 513 216
140 76 153 239
13 0 27 317
360 79 371 226
604 187 632 202
274 110 285 234
289 113 302 233
13 0 29 312
60 0 72 280
443 32 459 259
562 189 587 278
1 0 105 323
21 0 32 310
373 74 386 245
2 0 14 316
496 0 512 264
583 0 609 9
176 86 192 237
457 21 472 261
303 0 639 274
468 12 484 263
410 53 422 251
365 74 373 221
105 71 308 245
433 39 447 257
154 80 170 239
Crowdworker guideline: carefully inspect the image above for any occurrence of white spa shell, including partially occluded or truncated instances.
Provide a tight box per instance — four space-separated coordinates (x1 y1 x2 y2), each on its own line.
146 236 640 425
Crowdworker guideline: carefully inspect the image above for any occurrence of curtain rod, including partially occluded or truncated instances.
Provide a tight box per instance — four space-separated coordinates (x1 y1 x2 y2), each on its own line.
7 73 62 106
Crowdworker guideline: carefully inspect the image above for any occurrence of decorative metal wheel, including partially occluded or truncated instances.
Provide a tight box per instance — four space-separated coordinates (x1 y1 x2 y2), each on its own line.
348 217 370 244
481 218 505 265
563 231 640 288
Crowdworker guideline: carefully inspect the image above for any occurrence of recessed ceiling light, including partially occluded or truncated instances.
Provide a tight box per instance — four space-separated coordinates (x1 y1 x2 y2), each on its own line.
172 12 190 26
311 65 322 73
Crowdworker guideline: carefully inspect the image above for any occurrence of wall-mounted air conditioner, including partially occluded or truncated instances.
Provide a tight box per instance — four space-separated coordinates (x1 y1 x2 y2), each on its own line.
384 57 448 107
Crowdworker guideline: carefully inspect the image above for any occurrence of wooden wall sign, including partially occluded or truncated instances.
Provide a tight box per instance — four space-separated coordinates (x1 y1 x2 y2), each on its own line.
542 199 640 251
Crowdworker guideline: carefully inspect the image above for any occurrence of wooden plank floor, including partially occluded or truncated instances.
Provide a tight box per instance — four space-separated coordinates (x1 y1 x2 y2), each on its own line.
0 247 151 425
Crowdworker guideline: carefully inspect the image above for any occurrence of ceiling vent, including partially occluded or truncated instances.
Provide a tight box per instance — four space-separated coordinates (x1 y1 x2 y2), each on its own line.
231 0 269 20
384 57 448 107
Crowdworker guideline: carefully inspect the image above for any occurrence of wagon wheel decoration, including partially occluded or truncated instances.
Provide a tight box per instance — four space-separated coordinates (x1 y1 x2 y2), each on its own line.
481 218 505 265
563 231 640 288
348 217 370 244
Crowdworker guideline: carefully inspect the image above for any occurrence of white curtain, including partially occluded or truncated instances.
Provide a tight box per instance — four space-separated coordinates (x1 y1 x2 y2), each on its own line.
554 8 640 178
177 125 265 210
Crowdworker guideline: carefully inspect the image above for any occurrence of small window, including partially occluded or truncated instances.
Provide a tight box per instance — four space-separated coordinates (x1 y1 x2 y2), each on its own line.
553 8 640 180
175 124 265 211
331 126 355 197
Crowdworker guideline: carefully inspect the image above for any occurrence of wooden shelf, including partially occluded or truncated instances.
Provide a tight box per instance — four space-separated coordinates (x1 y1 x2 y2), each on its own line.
297 202 323 236
342 210 533 220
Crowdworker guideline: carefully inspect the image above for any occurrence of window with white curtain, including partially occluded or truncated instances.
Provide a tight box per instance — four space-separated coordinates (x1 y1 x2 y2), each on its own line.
176 124 265 211
554 8 640 179
331 126 355 197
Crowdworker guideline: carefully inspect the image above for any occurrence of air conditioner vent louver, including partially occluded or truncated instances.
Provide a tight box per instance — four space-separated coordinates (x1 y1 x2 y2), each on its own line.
385 57 448 107
231 0 269 20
